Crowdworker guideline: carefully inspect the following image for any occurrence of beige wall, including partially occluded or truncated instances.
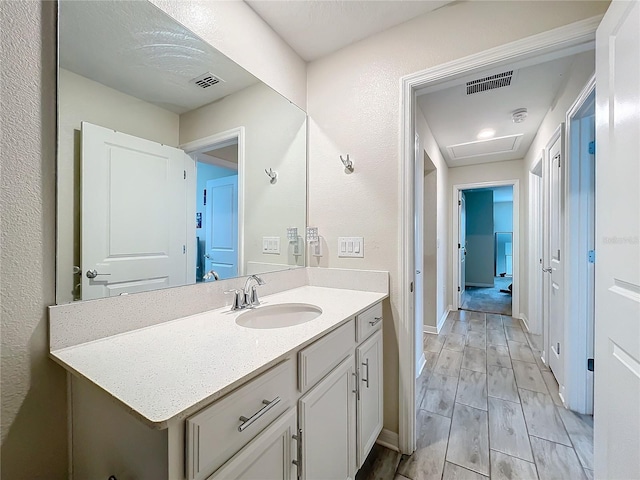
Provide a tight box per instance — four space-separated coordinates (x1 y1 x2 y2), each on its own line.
0 2 68 478
521 50 596 332
150 0 307 110
57 69 180 304
306 0 607 434
180 82 307 272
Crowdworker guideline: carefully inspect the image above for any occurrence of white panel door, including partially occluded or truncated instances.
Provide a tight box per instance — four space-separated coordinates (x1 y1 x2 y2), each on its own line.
356 330 383 468
547 135 565 384
459 191 467 305
299 355 356 480
594 1 640 478
81 122 189 300
205 175 238 279
209 408 297 480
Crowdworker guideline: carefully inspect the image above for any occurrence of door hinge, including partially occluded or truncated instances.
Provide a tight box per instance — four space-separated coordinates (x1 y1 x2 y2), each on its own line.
183 170 186 180
587 358 594 372
588 250 595 263
458 286 461 292
588 141 596 155
182 245 186 254
458 200 461 206
410 281 414 293
458 243 461 249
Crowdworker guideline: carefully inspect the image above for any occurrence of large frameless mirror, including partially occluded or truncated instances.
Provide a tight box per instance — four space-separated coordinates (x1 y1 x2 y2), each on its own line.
56 0 307 303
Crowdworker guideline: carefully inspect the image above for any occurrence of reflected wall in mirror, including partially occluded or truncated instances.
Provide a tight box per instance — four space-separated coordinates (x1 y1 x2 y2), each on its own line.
57 0 307 303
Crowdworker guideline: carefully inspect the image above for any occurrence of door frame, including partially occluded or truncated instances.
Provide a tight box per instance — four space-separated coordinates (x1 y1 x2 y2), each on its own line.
528 156 544 336
563 76 596 414
181 127 246 277
452 181 520 314
398 16 601 454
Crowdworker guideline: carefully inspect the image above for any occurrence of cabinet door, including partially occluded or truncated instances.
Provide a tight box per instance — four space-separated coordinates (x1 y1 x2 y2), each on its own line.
356 329 384 467
299 355 357 480
209 408 297 480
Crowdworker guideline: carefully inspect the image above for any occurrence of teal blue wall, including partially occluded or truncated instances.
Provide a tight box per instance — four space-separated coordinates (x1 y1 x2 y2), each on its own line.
465 190 494 286
494 201 513 275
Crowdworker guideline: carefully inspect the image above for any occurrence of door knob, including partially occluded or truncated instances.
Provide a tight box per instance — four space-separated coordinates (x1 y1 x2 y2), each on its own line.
542 267 552 273
86 269 111 279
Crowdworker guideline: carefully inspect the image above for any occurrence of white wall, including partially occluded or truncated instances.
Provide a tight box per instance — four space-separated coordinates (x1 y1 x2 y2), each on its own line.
150 0 307 110
0 2 68 477
416 110 450 331
57 69 180 303
521 50 596 330
306 0 608 434
180 82 307 272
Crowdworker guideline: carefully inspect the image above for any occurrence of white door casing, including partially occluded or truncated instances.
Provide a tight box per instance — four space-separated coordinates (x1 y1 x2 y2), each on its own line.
399 17 602 454
545 127 565 387
414 133 425 371
81 122 191 300
205 176 239 280
459 191 467 306
594 1 640 478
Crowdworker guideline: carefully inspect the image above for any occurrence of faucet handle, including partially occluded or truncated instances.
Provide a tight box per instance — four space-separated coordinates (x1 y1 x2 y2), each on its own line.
249 285 261 306
224 289 243 311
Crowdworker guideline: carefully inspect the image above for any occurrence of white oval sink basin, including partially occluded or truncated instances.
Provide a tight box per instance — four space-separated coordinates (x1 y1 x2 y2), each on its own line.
236 303 322 329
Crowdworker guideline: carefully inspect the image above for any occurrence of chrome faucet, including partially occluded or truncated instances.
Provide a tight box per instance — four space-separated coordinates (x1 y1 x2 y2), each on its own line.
202 270 219 281
243 275 265 307
225 275 266 311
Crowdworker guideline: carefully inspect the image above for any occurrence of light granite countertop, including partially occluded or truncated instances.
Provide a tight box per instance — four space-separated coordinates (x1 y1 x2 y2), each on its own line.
50 285 387 429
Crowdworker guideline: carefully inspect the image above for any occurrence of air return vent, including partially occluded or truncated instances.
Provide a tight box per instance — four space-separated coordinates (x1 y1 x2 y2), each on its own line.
190 72 224 89
466 70 513 95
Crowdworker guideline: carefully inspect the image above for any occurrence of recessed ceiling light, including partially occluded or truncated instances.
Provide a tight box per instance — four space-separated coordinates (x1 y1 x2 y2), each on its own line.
477 128 496 140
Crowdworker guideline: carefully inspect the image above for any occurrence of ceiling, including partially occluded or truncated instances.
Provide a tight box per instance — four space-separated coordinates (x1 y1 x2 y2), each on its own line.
245 0 454 61
59 1 259 114
418 54 582 168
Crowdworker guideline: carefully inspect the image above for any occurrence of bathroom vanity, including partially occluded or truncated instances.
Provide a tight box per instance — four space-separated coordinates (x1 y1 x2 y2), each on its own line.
49 268 388 480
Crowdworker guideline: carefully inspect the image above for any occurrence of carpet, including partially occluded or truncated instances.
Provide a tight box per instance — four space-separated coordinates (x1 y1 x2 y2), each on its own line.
461 276 512 315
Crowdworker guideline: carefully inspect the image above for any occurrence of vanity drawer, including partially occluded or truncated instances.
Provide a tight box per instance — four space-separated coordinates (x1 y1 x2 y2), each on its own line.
298 318 355 393
186 359 296 480
356 302 383 343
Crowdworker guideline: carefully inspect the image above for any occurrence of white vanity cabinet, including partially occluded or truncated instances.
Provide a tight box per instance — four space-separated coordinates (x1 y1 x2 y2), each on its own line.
66 300 385 480
298 355 357 480
209 408 298 480
356 329 383 467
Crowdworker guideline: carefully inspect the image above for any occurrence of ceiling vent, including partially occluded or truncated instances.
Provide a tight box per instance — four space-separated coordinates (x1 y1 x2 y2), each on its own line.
466 70 514 95
190 72 224 89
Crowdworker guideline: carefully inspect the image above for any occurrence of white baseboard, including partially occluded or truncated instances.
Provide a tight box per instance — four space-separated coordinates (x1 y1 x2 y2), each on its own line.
437 306 452 333
417 352 426 378
465 282 494 288
519 313 530 332
376 429 400 452
423 326 438 334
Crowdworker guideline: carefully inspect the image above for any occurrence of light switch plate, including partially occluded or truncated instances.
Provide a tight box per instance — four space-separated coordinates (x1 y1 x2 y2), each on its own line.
338 237 364 258
262 236 280 254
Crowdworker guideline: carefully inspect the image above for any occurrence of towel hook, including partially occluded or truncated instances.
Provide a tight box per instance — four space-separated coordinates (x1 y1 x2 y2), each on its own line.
340 154 354 172
265 168 277 183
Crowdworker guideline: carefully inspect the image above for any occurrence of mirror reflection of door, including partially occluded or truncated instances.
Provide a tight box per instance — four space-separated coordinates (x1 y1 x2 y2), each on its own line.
80 122 193 300
194 140 239 281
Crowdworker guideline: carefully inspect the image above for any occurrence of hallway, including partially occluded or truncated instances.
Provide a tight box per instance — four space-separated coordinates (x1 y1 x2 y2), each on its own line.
400 310 593 480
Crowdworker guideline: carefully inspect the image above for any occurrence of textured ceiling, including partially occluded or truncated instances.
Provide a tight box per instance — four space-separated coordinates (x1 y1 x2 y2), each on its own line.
417 54 584 168
245 0 454 61
59 1 259 114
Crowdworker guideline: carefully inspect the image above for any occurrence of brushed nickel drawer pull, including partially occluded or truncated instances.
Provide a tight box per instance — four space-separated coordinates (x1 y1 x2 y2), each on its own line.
238 396 281 432
369 316 382 326
362 359 370 388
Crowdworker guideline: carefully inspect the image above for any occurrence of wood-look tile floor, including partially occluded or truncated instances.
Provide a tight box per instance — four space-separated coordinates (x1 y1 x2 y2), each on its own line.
395 311 593 480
